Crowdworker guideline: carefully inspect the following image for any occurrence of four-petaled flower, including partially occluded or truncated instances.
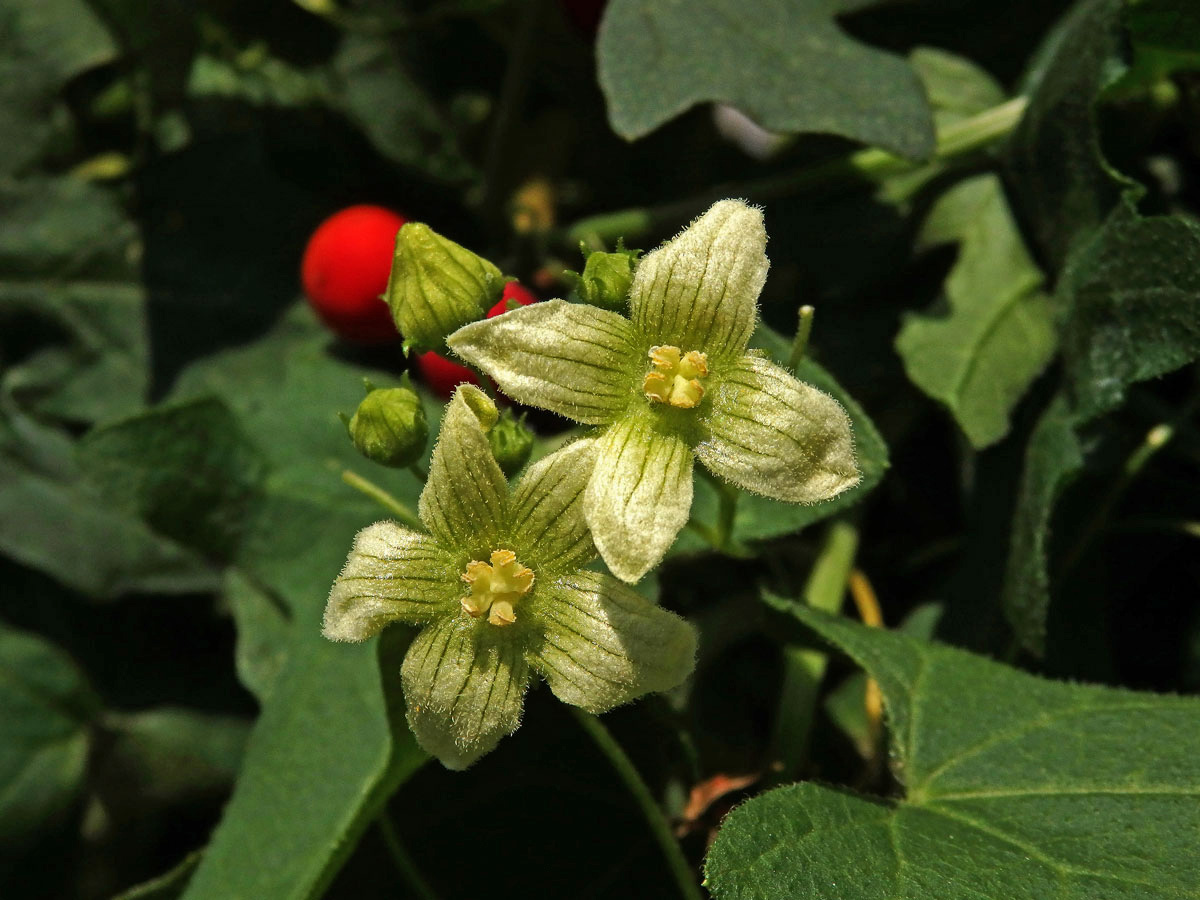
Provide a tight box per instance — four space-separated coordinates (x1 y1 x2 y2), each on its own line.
323 385 697 769
448 199 860 582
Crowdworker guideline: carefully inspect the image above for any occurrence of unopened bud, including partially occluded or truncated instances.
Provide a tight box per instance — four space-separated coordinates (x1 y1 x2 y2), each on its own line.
564 240 640 311
387 223 506 352
486 409 534 477
348 381 428 468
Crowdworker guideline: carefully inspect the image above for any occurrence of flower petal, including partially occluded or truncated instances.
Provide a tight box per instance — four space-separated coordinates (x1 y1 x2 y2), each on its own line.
630 199 768 362
528 571 697 713
418 384 508 550
323 522 460 641
401 617 531 770
584 413 694 583
509 438 599 576
447 299 639 425
696 355 860 503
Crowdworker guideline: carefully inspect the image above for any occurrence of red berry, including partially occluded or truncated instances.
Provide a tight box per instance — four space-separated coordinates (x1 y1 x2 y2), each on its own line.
415 282 537 397
301 205 406 344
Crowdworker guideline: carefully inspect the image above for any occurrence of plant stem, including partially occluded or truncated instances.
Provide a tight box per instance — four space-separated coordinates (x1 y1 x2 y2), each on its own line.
563 97 1029 248
408 461 429 483
341 469 423 529
769 519 859 782
377 811 441 900
788 305 815 370
571 709 703 900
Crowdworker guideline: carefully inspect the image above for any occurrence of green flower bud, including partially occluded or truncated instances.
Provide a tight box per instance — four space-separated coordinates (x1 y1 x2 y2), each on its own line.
386 222 506 353
486 409 534 477
564 240 640 311
348 381 428 468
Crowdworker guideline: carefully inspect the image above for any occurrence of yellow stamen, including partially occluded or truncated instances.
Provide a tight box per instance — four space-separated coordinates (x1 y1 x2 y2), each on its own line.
460 548 534 627
643 345 708 408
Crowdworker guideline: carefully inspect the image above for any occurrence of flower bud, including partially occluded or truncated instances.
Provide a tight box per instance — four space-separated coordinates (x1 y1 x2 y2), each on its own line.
486 408 534 477
565 240 640 311
386 222 506 352
348 380 428 468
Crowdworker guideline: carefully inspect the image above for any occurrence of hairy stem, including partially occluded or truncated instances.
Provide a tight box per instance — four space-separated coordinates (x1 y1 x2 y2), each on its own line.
341 469 423 529
377 811 441 900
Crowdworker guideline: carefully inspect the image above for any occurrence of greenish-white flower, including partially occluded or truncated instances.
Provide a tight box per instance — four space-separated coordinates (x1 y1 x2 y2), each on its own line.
448 199 860 583
323 385 697 769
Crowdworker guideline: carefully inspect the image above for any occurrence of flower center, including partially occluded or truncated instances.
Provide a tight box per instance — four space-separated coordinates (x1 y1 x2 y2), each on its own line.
460 549 534 627
642 345 709 409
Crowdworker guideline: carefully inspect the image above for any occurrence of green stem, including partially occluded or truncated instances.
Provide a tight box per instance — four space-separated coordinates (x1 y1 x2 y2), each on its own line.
571 709 703 900
377 811 441 900
341 469 423 529
788 305 815 370
769 519 859 782
408 461 429 483
562 97 1029 248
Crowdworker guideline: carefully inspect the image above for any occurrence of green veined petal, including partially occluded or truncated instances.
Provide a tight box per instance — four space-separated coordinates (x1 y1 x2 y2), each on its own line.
629 199 767 363
418 385 508 550
401 617 531 769
696 354 860 503
447 299 639 425
323 522 459 642
508 438 599 576
529 571 697 713
584 414 694 583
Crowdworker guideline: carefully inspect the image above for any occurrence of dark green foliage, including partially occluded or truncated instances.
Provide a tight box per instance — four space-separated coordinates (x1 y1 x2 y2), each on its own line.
0 0 1197 896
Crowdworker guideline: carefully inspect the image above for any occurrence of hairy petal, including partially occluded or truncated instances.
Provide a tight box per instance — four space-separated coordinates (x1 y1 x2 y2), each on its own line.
323 522 459 641
529 571 697 713
509 438 599 576
584 414 694 583
401 617 531 770
419 384 507 550
630 199 768 362
448 300 639 425
697 355 860 503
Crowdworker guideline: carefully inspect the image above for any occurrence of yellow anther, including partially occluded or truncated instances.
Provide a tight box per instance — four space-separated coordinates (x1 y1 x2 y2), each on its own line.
460 549 534 626
643 345 708 408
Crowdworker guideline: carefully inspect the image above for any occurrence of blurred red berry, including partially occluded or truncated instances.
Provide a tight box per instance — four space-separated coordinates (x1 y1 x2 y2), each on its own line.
415 282 537 397
301 205 406 344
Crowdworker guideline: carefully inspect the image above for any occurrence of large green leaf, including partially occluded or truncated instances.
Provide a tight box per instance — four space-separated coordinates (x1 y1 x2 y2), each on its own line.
596 0 935 159
896 174 1056 449
0 622 98 851
706 605 1200 899
170 307 430 900
0 0 116 175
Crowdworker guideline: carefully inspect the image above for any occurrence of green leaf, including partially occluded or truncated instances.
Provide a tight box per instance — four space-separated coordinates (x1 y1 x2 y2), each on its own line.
1059 201 1200 421
685 325 888 547
1007 0 1134 269
0 0 117 175
706 605 1200 899
330 34 473 183
1003 202 1200 654
0 409 218 598
896 174 1057 448
170 308 431 900
78 397 268 562
0 177 149 424
596 0 935 159
0 622 98 850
